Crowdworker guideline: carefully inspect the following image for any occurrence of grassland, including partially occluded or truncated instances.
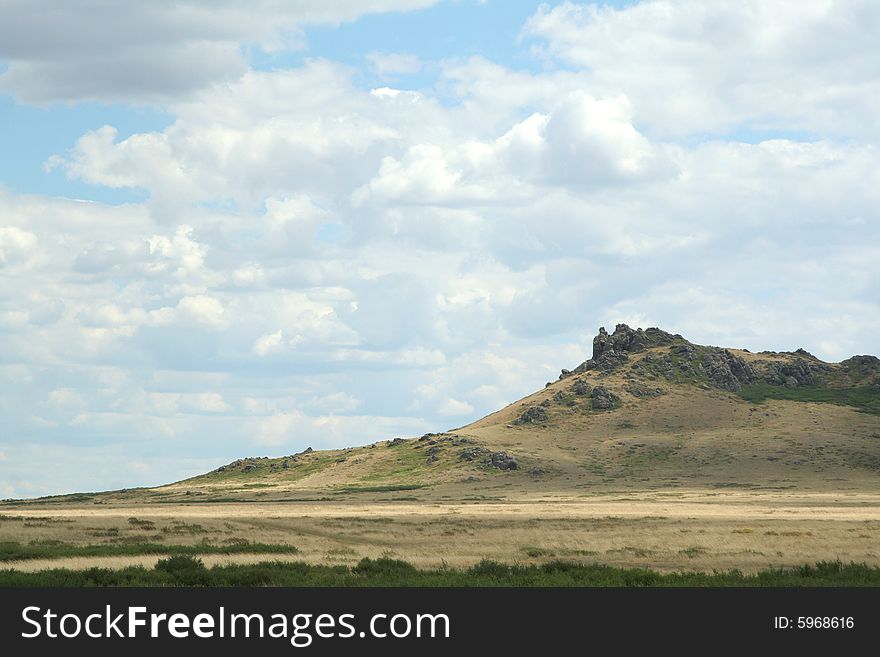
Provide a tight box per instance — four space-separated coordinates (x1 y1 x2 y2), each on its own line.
2 492 879 577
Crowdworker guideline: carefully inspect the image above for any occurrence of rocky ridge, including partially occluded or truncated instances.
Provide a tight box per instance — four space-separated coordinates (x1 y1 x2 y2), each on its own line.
488 324 880 430
559 323 845 393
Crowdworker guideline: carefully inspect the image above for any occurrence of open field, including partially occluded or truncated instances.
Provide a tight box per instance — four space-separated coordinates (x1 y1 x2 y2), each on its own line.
3 489 879 574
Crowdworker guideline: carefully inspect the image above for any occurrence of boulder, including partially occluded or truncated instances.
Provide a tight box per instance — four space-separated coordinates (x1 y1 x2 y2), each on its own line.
764 358 821 387
458 447 488 462
624 382 665 398
590 386 620 410
841 355 880 377
701 349 757 392
514 405 549 425
487 451 518 470
553 390 575 406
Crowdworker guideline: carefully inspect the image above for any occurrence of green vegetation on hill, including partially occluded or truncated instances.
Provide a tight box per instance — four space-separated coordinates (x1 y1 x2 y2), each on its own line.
1 556 878 587
738 383 880 415
332 484 426 494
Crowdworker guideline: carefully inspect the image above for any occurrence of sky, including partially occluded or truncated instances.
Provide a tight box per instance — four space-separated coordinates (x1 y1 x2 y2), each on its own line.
1 0 878 498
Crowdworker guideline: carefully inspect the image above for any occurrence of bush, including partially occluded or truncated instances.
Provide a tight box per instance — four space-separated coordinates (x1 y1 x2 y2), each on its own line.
154 555 210 585
353 557 417 578
468 559 511 578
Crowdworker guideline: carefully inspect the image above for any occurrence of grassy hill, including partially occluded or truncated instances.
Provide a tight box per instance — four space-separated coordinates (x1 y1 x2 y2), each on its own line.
88 324 880 504
14 324 880 506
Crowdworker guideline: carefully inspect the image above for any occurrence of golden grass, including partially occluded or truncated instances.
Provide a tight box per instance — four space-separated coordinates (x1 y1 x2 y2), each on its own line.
3 489 879 574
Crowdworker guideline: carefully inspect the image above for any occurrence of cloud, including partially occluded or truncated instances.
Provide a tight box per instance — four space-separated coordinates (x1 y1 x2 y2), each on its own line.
258 411 306 446
437 398 475 416
0 0 442 103
53 63 409 214
353 91 673 206
146 392 230 414
175 295 227 328
522 0 880 139
253 330 284 357
0 226 39 268
256 411 428 447
48 59 674 217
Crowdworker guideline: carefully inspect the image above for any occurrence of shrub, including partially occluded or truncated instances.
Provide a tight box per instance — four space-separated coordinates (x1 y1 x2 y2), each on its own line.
154 555 210 585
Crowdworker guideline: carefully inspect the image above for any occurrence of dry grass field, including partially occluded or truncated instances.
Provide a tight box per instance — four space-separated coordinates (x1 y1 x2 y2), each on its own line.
3 490 879 574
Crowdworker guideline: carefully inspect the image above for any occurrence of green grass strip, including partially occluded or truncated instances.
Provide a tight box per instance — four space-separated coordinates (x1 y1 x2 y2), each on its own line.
0 541 299 562
738 383 880 415
1 556 879 587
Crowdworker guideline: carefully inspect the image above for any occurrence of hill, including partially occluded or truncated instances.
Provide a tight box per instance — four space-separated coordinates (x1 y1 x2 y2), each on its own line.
112 323 880 504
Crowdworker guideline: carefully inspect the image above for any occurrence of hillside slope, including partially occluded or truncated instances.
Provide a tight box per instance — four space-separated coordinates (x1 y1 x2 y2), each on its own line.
112 323 878 504
23 324 879 506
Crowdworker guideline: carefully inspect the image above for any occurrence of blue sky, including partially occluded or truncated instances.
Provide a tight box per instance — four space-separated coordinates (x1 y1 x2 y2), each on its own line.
1 0 878 497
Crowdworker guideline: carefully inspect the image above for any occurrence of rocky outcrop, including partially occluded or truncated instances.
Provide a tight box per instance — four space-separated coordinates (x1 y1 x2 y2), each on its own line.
586 349 630 372
841 355 880 377
701 348 758 392
624 382 665 398
514 405 549 425
593 324 677 359
456 447 517 470
216 457 270 473
563 324 680 377
487 451 518 470
763 358 828 388
630 344 757 392
424 446 443 465
553 390 575 406
458 447 488 461
590 386 620 410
